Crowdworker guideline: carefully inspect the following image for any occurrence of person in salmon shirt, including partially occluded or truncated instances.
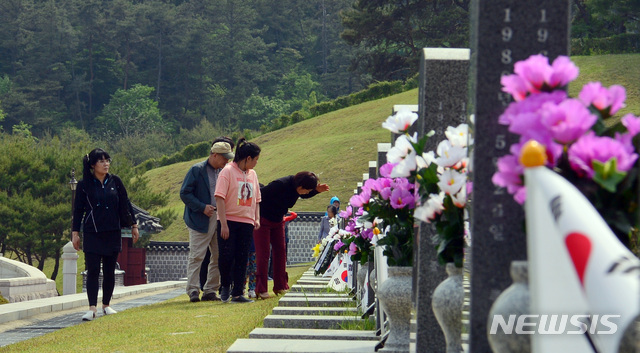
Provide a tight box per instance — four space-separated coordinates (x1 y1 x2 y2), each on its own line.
214 138 262 303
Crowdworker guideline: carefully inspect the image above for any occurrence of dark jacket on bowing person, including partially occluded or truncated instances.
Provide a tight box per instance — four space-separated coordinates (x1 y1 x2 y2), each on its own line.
260 175 319 223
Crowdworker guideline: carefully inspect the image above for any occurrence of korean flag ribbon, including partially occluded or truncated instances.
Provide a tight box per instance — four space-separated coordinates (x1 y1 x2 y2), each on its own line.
522 140 640 353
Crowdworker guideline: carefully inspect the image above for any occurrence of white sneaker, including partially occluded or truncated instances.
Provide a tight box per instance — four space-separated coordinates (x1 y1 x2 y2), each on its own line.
82 310 96 321
248 290 256 298
103 307 117 315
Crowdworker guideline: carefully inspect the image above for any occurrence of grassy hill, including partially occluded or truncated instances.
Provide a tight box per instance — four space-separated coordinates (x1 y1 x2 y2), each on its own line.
145 53 640 243
145 89 418 241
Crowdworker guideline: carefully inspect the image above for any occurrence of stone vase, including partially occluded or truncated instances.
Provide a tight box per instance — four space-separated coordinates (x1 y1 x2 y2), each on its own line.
357 262 368 293
432 263 464 353
378 266 412 352
487 260 531 353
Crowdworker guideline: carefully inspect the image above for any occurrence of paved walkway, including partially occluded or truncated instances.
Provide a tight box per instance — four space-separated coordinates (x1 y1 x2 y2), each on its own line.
0 281 185 348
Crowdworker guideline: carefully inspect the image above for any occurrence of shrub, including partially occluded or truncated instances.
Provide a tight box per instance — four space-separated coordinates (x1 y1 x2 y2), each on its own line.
571 34 640 56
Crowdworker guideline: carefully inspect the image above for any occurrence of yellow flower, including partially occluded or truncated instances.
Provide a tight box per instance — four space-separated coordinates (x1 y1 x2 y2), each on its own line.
312 243 321 257
373 227 381 235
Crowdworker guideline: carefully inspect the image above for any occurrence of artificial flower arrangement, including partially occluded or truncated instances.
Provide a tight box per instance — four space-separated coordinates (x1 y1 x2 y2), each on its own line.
312 206 358 274
339 111 472 268
492 54 640 246
381 111 472 268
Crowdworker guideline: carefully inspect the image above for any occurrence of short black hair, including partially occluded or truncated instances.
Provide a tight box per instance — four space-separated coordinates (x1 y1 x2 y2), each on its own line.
328 205 337 216
293 171 318 190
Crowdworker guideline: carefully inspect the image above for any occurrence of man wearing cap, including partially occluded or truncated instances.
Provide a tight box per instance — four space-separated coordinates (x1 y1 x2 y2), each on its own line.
180 137 234 302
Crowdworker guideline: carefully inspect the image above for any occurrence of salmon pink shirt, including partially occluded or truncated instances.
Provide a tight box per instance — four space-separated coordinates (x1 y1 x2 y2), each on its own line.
214 162 261 225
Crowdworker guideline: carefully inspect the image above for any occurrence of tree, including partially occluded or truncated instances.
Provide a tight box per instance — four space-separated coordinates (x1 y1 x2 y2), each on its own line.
95 84 165 139
340 0 469 81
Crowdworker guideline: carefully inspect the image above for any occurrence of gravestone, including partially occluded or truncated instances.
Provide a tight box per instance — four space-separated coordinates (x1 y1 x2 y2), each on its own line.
412 47 470 353
369 161 378 179
468 1 571 352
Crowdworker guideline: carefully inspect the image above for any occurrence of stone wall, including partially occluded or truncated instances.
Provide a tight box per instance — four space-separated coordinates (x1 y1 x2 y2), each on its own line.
287 212 324 265
143 213 323 282
146 241 189 283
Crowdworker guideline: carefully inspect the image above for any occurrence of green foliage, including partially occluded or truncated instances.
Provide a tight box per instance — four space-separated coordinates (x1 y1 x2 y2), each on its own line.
571 34 640 56
95 84 165 138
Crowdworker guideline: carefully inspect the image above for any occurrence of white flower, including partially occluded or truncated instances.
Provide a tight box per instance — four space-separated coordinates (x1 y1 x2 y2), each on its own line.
387 133 417 164
390 150 417 177
416 151 435 169
435 140 467 168
445 123 472 147
382 110 419 134
437 169 466 195
451 184 467 207
414 193 445 223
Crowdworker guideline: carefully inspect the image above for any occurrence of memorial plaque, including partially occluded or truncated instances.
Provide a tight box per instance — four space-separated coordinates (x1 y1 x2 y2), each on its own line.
412 48 470 353
468 1 570 352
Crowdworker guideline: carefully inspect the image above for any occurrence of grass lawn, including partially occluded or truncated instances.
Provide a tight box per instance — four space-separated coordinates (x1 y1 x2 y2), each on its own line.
0 264 312 353
147 89 419 242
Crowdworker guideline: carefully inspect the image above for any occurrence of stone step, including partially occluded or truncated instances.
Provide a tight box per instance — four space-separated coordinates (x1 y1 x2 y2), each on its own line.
296 279 331 285
263 314 368 329
290 285 330 293
271 306 358 316
249 328 379 341
284 292 351 298
227 339 378 353
278 296 354 307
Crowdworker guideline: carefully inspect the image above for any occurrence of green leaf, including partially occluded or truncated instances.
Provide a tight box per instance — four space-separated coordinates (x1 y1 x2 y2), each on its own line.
592 158 627 192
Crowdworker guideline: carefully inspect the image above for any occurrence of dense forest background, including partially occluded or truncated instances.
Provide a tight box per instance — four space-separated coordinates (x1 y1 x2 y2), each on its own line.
0 0 638 274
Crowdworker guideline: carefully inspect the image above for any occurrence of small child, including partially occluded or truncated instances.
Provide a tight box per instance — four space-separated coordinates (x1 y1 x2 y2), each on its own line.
318 205 337 242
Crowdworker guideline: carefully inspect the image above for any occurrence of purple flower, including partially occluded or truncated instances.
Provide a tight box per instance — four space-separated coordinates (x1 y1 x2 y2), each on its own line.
500 91 567 129
334 240 344 251
568 132 639 178
380 187 392 201
355 207 364 216
513 54 552 94
348 242 358 256
540 98 596 144
622 114 640 137
361 228 374 241
491 154 525 204
380 162 396 178
501 74 529 102
339 206 352 219
350 188 371 208
579 82 626 115
390 187 415 209
548 56 579 88
345 220 357 234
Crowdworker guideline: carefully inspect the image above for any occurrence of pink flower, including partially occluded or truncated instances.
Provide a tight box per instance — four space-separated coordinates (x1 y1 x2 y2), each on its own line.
339 206 352 219
380 162 396 178
350 188 371 208
513 54 552 93
361 228 374 241
390 187 415 209
568 132 638 178
334 240 344 251
548 56 580 88
501 74 529 102
491 154 525 204
499 91 567 130
622 114 640 137
541 98 597 144
348 242 358 256
578 82 626 115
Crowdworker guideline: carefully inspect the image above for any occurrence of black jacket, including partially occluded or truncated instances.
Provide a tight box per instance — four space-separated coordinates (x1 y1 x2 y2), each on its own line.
259 176 318 223
72 174 135 233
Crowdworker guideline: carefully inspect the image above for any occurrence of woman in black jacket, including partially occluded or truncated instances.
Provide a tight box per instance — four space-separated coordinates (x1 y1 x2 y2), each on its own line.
71 148 138 321
254 172 329 299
